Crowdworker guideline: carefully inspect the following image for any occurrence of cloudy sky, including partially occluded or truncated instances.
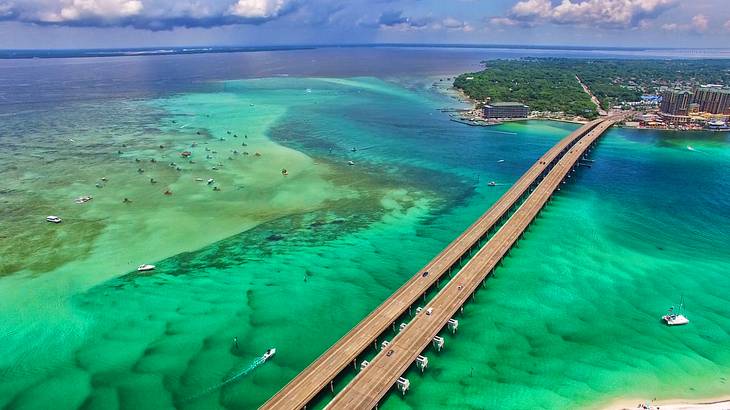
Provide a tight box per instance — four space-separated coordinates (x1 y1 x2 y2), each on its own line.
2 0 730 49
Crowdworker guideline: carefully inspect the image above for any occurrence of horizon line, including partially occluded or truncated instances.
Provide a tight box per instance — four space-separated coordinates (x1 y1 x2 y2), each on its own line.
2 42 730 59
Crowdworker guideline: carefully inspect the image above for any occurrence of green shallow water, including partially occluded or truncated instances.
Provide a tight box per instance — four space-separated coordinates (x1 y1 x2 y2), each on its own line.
1 75 729 410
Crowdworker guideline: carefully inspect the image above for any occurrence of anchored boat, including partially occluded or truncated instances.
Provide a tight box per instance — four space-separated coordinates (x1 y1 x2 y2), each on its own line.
662 297 689 326
137 264 156 272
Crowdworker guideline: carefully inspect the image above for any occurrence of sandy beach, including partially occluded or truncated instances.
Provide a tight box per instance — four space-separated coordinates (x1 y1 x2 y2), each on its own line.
605 396 730 410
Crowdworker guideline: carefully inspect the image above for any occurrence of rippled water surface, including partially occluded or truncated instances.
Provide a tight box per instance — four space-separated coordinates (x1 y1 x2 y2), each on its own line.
1 48 729 410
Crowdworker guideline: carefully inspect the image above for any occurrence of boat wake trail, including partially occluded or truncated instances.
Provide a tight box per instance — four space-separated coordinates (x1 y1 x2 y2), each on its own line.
182 356 265 403
687 145 708 154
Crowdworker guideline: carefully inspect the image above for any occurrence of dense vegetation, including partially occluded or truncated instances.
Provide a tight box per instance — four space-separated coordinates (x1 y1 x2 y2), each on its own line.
454 58 730 115
454 60 597 118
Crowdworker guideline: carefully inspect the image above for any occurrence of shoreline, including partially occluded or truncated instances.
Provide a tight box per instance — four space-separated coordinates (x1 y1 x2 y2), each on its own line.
447 79 729 133
602 396 730 410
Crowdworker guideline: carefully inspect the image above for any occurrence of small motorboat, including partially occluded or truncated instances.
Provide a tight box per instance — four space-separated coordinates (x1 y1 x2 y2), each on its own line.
497 159 505 163
488 181 496 187
75 195 93 204
181 151 192 158
281 168 288 176
262 348 276 362
46 215 62 223
137 264 156 272
348 160 355 166
207 178 215 185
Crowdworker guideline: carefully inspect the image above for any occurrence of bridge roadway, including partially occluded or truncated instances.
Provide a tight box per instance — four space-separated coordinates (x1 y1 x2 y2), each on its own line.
260 119 603 410
326 118 617 409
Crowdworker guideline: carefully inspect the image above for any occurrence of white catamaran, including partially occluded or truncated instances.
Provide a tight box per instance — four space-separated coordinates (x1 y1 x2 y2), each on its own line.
662 297 689 326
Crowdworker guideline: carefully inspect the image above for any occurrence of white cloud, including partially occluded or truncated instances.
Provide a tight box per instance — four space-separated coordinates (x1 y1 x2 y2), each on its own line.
227 0 288 18
502 0 678 29
33 0 143 23
691 14 708 33
510 0 551 20
662 14 711 33
489 17 520 27
0 0 298 29
441 16 472 32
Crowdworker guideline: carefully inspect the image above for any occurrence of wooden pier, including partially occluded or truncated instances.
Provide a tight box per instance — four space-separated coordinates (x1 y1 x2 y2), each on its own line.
260 118 614 410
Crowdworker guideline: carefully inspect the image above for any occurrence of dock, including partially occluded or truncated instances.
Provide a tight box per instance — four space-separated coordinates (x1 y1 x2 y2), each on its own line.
259 119 609 410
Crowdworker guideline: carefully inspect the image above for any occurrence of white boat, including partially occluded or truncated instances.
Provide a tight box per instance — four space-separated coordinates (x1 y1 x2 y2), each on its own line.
488 181 496 187
262 348 276 362
663 313 689 326
207 178 215 185
74 195 93 204
137 264 156 272
497 159 505 163
46 215 62 223
662 298 689 326
347 161 355 166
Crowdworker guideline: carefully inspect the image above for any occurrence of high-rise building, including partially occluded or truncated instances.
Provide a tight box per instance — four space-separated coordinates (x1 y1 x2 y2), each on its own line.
693 87 730 115
660 90 692 115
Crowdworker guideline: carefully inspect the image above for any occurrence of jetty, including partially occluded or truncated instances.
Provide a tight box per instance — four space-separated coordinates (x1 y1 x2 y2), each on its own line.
260 117 619 410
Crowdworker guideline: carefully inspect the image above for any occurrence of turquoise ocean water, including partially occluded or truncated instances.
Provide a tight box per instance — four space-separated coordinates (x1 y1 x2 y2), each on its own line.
1 49 729 410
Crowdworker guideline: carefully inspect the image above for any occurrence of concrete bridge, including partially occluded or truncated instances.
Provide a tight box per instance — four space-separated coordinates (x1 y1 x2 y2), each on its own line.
261 117 620 410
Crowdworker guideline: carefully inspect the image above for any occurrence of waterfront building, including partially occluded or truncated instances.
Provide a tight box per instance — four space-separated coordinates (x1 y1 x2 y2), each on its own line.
693 87 730 115
484 102 529 119
660 90 692 116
